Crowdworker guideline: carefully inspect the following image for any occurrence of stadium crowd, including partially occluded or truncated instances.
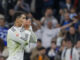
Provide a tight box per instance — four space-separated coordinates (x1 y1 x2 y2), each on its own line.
0 0 80 60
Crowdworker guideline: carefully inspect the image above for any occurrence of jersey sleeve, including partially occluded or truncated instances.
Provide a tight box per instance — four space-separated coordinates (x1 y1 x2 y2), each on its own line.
7 29 26 45
24 31 37 53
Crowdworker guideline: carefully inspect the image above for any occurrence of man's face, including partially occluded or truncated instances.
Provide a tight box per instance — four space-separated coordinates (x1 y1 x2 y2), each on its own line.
70 8 75 13
0 19 5 27
64 13 70 20
9 9 15 16
20 14 31 26
40 49 46 55
45 9 53 17
47 21 53 28
66 41 72 48
69 27 75 35
18 14 31 27
66 0 71 3
15 14 26 27
51 43 56 49
62 40 66 46
37 41 42 48
76 41 80 48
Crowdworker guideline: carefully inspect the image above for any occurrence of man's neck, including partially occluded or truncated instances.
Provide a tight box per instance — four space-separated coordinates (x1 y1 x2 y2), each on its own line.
25 25 30 30
67 47 72 49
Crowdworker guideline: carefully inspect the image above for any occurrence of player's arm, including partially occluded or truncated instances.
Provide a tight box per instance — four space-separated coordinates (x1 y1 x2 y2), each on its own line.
61 20 77 30
7 29 26 45
24 31 37 53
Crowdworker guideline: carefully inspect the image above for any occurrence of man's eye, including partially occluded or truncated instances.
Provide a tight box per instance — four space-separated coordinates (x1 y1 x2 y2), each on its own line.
23 17 26 19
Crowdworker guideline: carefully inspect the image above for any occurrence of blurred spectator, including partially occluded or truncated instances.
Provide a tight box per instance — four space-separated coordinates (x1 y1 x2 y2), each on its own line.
41 18 77 48
74 0 80 12
27 13 42 40
61 40 73 60
7 0 17 9
8 9 15 23
24 0 32 6
62 12 72 30
58 9 65 24
72 40 80 60
43 0 55 9
70 8 77 19
46 41 56 60
56 32 65 47
6 0 17 23
31 0 43 19
31 47 49 60
59 0 73 10
41 8 58 28
66 26 79 45
14 0 30 13
24 0 43 19
0 38 8 58
41 21 59 48
0 0 4 14
0 14 8 46
31 40 43 60
58 40 66 56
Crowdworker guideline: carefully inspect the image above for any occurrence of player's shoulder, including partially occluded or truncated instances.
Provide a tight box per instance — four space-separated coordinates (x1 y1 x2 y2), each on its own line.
8 26 15 32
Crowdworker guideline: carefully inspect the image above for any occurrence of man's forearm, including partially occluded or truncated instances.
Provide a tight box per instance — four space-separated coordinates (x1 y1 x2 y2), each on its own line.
61 22 74 29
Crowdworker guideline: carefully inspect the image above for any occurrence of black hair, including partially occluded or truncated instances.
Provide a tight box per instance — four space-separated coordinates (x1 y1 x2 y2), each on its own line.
12 11 25 21
37 39 42 43
51 41 56 44
61 40 66 45
75 40 80 45
38 47 45 51
46 7 53 11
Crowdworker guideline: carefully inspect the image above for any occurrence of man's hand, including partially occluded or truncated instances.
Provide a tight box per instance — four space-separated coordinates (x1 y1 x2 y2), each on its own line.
61 19 78 30
17 1 21 5
23 19 31 30
72 18 78 24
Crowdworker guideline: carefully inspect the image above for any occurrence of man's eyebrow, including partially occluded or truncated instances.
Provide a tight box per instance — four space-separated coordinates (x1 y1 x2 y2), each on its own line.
23 17 26 18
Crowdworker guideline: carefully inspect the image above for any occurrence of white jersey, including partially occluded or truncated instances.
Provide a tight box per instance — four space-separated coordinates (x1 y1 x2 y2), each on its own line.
7 26 37 60
72 48 80 60
62 47 79 60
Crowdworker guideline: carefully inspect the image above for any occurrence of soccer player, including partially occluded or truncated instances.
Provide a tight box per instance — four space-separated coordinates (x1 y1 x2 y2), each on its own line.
7 11 37 60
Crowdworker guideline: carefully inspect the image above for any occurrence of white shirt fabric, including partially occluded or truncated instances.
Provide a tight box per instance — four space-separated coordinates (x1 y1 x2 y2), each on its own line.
48 49 56 57
62 47 79 60
35 29 42 39
41 16 58 28
7 26 37 60
66 3 71 10
56 37 63 47
41 27 61 48
72 48 80 60
61 48 71 60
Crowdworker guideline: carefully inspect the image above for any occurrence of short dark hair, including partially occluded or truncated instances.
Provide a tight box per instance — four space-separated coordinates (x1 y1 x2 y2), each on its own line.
51 41 56 44
38 47 45 51
37 39 42 43
13 11 25 21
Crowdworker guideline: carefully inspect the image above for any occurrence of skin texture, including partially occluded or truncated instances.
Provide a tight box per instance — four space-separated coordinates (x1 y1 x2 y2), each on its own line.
14 14 31 30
